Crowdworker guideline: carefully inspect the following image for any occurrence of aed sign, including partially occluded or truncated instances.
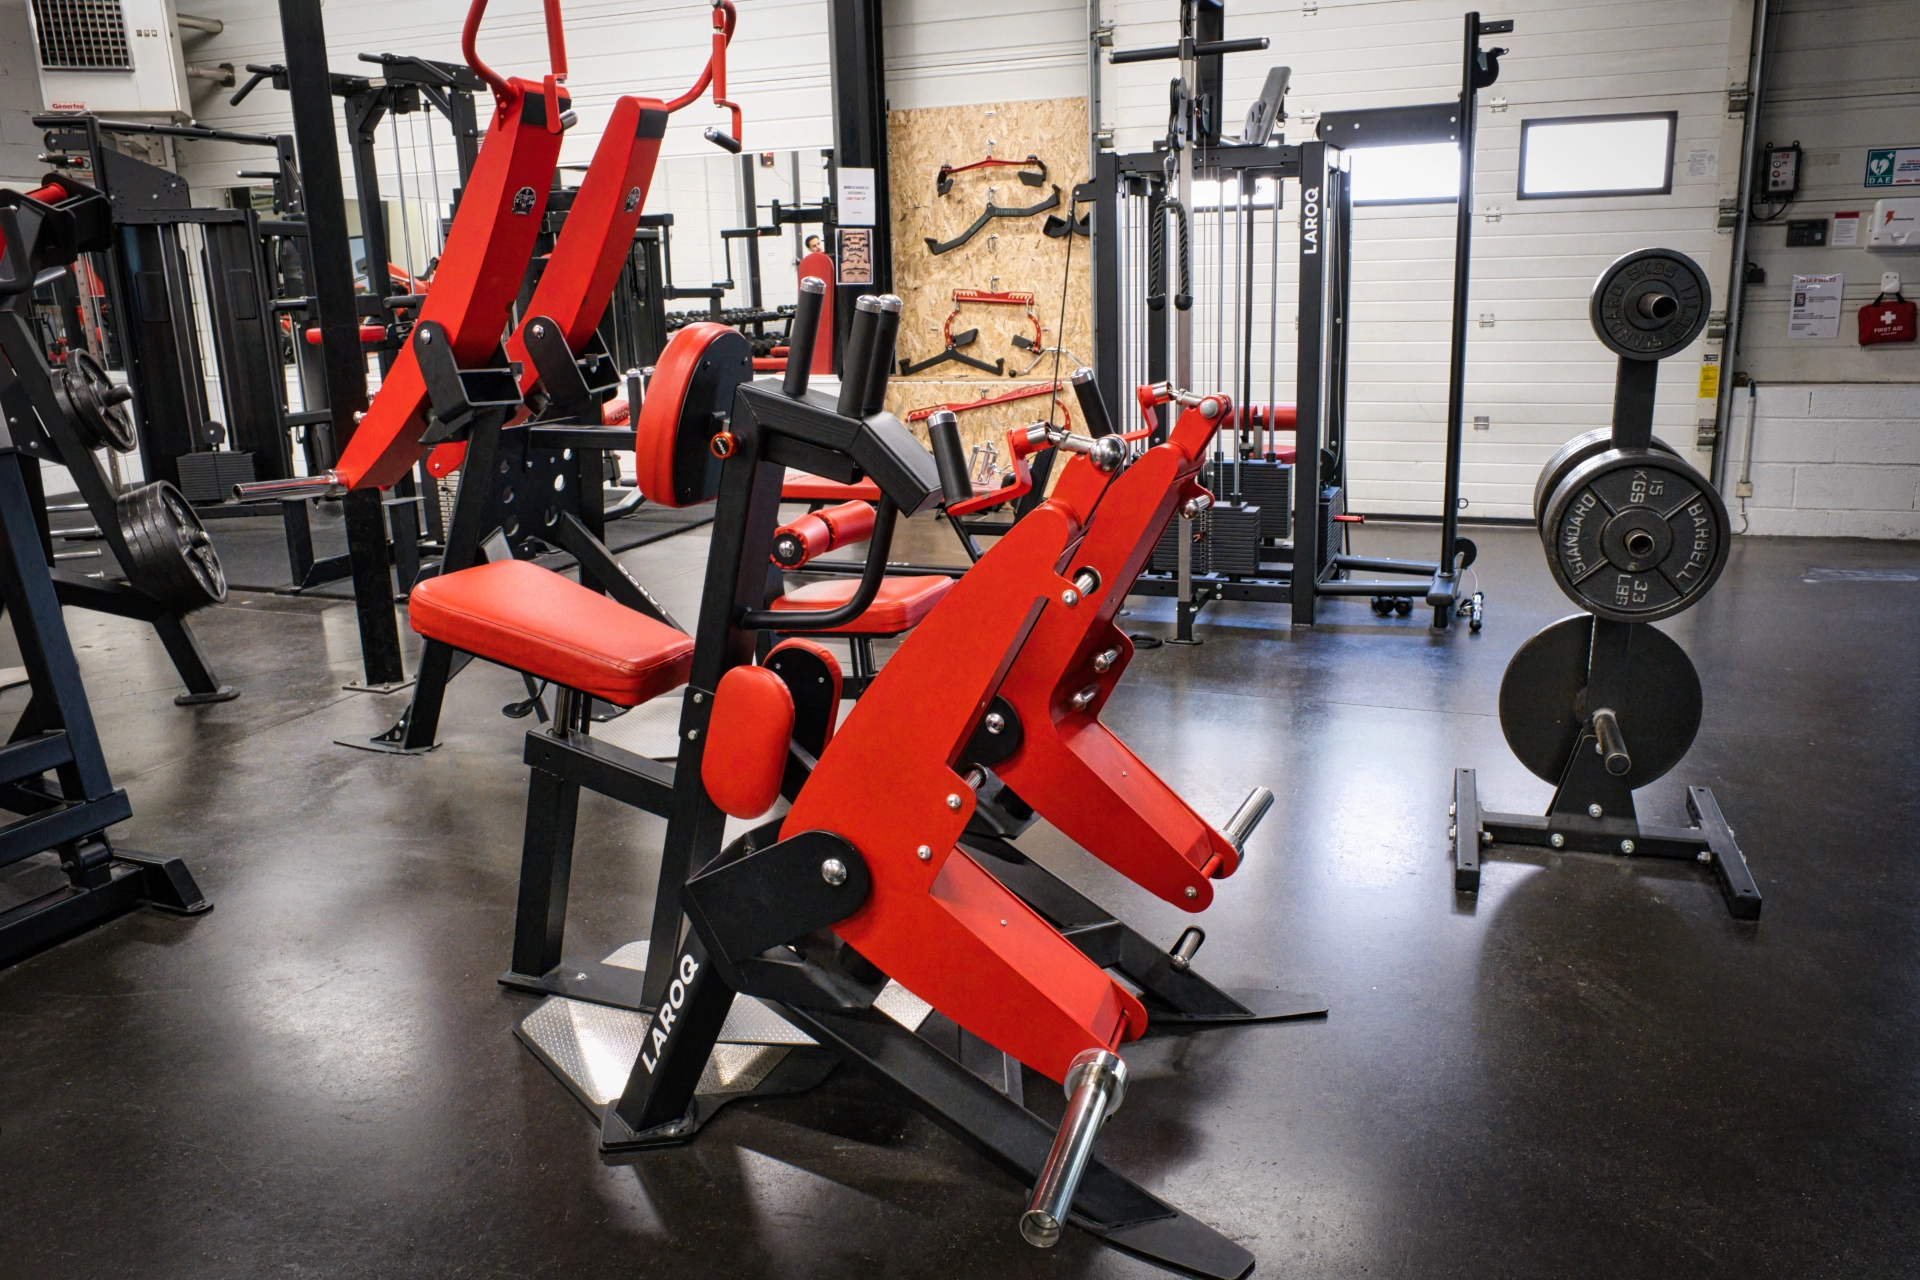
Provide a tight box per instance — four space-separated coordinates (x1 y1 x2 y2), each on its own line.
1865 148 1920 188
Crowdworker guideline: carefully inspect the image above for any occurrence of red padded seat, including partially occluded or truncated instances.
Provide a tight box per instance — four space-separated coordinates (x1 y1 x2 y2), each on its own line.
409 559 693 707
767 575 954 635
782 470 881 504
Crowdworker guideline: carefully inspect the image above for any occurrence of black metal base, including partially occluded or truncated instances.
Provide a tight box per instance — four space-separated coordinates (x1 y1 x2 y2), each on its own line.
1452 768 1762 920
773 1004 1256 1280
497 955 648 1009
596 1047 840 1152
336 734 437 755
173 685 239 706
0 847 210 970
341 680 417 696
967 836 1330 1028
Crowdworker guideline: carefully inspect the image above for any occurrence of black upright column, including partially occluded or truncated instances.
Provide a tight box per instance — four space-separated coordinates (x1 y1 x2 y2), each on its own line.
276 0 405 685
827 0 890 369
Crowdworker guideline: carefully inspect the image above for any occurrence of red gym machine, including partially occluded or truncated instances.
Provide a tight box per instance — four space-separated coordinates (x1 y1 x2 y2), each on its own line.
242 0 741 752
405 273 1323 1272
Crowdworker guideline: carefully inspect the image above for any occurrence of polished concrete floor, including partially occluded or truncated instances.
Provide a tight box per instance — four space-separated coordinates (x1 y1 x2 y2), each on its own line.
1 515 1916 1279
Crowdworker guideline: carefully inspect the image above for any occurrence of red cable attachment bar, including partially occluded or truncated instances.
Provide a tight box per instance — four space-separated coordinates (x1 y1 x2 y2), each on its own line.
904 381 1061 423
943 288 1043 350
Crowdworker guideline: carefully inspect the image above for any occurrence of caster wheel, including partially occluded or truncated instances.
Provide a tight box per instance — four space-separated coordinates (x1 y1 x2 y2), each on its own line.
1394 598 1413 617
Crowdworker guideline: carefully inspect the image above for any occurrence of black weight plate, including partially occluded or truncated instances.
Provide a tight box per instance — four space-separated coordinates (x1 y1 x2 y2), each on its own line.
116 481 226 611
1532 426 1682 528
60 351 138 453
1498 614 1702 789
1541 448 1729 622
1589 248 1711 361
1454 536 1477 570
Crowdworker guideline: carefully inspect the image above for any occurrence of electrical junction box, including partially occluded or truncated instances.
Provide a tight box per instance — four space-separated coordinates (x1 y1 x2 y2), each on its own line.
1764 143 1801 199
1786 218 1827 246
1867 199 1920 251
26 0 190 121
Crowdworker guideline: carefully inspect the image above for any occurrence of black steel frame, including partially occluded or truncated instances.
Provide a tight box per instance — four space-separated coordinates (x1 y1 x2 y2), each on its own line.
0 200 209 968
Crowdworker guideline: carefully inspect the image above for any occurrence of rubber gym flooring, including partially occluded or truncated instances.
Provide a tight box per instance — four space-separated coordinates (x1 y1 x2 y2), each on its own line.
0 516 1915 1279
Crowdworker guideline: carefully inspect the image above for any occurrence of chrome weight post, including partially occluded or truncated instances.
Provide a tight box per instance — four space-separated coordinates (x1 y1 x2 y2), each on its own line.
1454 248 1760 921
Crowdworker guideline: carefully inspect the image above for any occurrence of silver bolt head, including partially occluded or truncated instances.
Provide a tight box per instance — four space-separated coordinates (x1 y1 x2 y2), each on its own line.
821 858 848 886
946 793 962 810
1184 886 1198 899
1093 648 1119 673
984 712 1005 734
1587 803 1603 818
687 727 700 740
1696 850 1711 863
1061 589 1079 606
1449 803 1457 817
532 323 545 336
1550 833 1565 849
1481 831 1492 845
1448 825 1457 840
917 844 932 861
1620 839 1636 854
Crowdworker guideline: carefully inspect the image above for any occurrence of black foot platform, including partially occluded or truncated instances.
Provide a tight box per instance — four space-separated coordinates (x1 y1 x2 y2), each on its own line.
1452 768 1762 920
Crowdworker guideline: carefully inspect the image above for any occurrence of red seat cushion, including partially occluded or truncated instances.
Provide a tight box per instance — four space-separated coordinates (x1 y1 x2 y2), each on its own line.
767 575 954 635
408 559 693 707
782 470 881 504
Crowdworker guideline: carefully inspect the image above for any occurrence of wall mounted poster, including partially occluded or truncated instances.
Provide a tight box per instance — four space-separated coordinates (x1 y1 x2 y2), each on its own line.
1788 274 1843 340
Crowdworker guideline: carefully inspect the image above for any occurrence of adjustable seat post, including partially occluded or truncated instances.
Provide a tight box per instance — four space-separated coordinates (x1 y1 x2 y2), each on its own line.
782 276 828 398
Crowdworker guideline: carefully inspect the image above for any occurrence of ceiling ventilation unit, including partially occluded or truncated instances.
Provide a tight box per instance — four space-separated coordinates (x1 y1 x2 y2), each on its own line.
27 0 192 121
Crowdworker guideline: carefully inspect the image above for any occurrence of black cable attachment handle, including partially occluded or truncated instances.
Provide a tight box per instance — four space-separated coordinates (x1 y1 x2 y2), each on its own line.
1069 367 1117 438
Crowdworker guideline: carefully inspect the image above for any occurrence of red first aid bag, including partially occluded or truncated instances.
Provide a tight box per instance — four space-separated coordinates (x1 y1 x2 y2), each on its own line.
1858 292 1917 345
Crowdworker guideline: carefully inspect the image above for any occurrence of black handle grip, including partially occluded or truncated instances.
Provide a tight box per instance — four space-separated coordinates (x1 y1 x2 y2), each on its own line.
837 296 881 418
704 127 743 154
1147 203 1166 312
862 295 902 416
1173 203 1192 311
1069 367 1117 438
928 410 972 506
1110 43 1179 64
784 276 826 398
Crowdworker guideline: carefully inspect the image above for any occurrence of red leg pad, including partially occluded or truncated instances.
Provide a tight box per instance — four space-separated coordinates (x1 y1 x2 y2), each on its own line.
781 471 882 504
765 575 953 634
702 665 794 819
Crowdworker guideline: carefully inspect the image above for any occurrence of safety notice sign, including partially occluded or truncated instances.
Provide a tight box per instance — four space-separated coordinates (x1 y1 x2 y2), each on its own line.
1788 274 1843 341
1865 148 1920 187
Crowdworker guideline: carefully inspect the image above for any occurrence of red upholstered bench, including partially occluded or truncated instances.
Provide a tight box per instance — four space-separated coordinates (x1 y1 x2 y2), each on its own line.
782 469 881 506
765 575 953 634
408 559 693 707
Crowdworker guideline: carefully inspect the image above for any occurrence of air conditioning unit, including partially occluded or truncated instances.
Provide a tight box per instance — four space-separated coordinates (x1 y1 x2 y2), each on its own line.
27 0 191 121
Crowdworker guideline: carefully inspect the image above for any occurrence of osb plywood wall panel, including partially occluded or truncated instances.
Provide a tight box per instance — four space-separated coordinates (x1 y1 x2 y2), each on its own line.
884 97 1092 452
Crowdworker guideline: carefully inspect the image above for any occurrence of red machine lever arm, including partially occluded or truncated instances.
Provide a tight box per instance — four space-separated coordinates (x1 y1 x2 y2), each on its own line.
665 0 738 111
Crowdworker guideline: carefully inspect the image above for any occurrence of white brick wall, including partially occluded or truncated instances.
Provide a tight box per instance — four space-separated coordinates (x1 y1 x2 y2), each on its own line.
1729 384 1920 538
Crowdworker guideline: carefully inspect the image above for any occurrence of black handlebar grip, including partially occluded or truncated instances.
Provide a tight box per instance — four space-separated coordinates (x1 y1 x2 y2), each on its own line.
1069 367 1116 438
862 294 903 416
1173 203 1192 312
837 295 882 418
1147 204 1166 312
783 276 827 399
928 410 972 507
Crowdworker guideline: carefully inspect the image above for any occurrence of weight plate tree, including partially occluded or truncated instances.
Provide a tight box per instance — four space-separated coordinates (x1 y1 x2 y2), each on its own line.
116 481 228 611
1452 246 1761 921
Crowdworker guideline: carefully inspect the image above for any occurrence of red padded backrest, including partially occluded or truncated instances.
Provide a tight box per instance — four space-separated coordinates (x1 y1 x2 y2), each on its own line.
702 664 795 819
798 251 835 375
332 78 569 490
633 322 750 507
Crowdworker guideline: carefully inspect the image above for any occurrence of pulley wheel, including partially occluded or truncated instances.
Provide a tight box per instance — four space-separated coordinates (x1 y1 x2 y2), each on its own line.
1533 427 1682 528
55 351 138 453
1541 448 1729 622
1589 248 1710 361
1499 614 1701 789
116 481 227 611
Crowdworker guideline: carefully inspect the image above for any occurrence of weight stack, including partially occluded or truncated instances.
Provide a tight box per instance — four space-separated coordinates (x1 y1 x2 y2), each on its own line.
1319 486 1340 576
175 451 258 506
1202 458 1290 540
1150 509 1210 576
1208 503 1263 577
